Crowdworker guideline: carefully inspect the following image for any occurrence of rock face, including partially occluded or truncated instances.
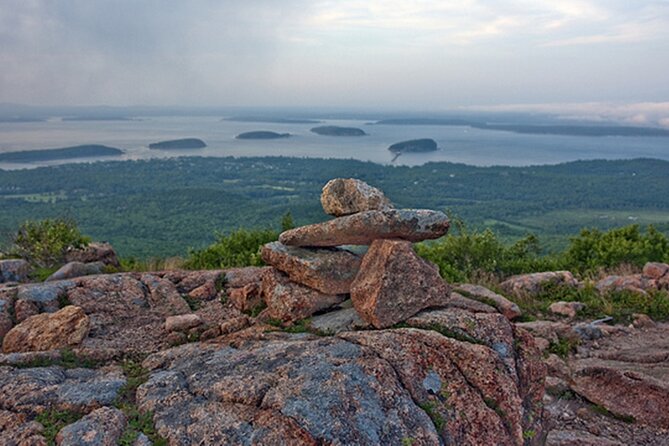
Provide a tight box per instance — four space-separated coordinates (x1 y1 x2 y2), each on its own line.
137 323 544 446
55 406 127 446
65 242 119 268
280 209 450 247
165 314 203 332
0 259 31 283
0 365 126 413
261 242 361 295
351 240 450 328
549 301 585 318
500 271 578 298
320 178 392 216
46 261 105 282
2 306 90 353
261 269 346 323
455 283 522 320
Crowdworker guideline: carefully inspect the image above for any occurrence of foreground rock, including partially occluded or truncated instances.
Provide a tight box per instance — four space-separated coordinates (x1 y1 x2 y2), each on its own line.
0 365 126 413
320 178 392 216
138 325 544 445
280 209 450 247
2 306 90 353
455 283 522 320
566 323 669 429
543 322 669 443
500 271 578 298
261 269 347 323
56 406 127 446
261 242 361 295
0 259 30 283
65 242 120 268
46 261 105 281
351 240 450 328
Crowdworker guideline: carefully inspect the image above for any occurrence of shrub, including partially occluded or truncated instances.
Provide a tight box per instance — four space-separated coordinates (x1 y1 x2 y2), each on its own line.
563 225 669 276
183 227 278 269
415 219 558 282
10 218 90 268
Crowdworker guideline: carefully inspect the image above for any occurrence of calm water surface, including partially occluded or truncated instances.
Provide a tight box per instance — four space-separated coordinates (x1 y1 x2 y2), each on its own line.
1 116 668 170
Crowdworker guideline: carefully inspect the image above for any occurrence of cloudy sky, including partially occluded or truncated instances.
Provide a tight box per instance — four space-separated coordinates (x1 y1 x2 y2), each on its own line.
1 0 668 114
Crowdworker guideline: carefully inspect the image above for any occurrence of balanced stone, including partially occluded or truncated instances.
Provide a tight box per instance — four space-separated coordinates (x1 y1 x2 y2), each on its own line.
261 242 361 295
320 178 392 216
351 239 451 328
279 209 450 247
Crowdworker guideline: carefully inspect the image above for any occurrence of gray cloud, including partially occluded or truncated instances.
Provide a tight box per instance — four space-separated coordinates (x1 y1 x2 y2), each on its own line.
0 0 667 108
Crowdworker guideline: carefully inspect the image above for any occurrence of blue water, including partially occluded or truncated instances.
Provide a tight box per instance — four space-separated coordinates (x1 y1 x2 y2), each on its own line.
1 116 668 170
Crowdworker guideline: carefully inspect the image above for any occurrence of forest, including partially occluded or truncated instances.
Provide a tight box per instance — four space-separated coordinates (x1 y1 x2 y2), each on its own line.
0 156 667 258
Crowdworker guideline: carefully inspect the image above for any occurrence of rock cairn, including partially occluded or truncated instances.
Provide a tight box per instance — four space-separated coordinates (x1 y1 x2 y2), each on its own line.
260 178 451 328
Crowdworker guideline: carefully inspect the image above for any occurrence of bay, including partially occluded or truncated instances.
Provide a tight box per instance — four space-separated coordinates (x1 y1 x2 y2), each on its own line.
1 116 668 170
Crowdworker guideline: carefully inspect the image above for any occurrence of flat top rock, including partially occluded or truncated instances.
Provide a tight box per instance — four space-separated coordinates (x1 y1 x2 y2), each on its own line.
279 209 450 247
261 242 361 295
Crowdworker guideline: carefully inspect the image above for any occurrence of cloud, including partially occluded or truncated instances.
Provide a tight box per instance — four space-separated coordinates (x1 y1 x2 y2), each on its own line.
0 0 668 106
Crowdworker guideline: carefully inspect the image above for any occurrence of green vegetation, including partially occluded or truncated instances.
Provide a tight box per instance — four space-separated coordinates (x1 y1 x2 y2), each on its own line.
563 225 668 274
14 348 100 369
115 359 168 446
183 227 278 269
592 404 636 423
418 401 445 431
9 218 90 268
416 219 557 283
35 409 83 445
1 156 667 259
547 338 579 359
417 221 669 281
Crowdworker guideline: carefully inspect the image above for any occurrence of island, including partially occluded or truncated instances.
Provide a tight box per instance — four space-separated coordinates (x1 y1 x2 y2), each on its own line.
310 126 367 136
235 131 291 140
0 145 123 163
148 138 207 150
388 138 438 153
225 117 320 124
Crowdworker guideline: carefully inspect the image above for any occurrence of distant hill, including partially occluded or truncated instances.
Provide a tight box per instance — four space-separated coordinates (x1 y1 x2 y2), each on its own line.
148 138 207 150
225 116 320 124
0 145 123 163
374 118 669 137
236 131 291 140
310 126 367 136
62 116 135 122
388 138 438 153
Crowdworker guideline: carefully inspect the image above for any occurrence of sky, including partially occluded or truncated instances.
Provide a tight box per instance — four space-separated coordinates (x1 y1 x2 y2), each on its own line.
1 0 668 122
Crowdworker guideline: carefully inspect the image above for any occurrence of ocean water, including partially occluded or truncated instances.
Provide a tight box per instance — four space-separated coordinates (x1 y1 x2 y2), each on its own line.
1 116 668 170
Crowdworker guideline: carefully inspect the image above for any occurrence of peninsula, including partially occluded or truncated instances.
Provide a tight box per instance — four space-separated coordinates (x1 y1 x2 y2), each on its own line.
0 145 123 163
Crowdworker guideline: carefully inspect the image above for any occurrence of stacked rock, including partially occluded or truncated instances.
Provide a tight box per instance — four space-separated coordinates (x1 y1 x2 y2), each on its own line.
260 178 451 328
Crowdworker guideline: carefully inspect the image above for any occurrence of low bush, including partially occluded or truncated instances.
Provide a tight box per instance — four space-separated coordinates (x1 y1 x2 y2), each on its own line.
10 218 90 268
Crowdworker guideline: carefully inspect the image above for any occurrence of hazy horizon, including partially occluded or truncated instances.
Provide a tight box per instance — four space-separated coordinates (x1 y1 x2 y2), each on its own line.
1 1 669 126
